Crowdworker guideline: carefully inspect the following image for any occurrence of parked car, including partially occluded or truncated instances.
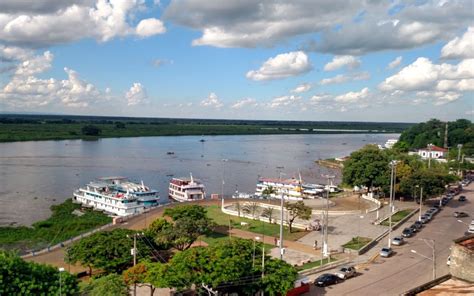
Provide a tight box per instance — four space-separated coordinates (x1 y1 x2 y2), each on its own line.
380 247 393 257
412 222 422 230
334 266 357 280
470 220 474 226
402 228 414 237
459 195 466 202
420 216 430 224
392 236 404 246
441 197 449 206
454 212 469 218
314 274 342 287
428 208 439 215
409 224 418 233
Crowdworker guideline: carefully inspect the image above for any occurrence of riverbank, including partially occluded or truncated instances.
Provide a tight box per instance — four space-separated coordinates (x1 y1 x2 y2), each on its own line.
0 199 111 253
0 115 411 142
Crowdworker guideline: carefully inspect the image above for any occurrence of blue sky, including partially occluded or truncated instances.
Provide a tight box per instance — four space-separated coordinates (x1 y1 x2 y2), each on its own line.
0 0 472 122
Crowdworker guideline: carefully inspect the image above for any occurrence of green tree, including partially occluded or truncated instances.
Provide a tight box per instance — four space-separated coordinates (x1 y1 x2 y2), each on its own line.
81 125 101 136
66 229 153 274
242 202 261 219
0 251 78 295
284 201 312 233
343 145 390 191
261 259 298 296
81 274 128 296
262 186 277 198
157 217 213 251
261 207 275 223
123 262 156 296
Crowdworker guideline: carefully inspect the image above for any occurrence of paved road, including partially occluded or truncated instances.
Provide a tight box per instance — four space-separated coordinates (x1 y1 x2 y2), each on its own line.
306 183 473 295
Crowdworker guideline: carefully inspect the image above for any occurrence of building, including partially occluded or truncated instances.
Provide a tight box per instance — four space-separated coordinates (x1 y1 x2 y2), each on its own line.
417 145 448 160
450 234 474 282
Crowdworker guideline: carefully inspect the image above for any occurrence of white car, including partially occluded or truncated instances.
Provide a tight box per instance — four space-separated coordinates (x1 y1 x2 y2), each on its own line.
334 266 357 279
392 236 404 246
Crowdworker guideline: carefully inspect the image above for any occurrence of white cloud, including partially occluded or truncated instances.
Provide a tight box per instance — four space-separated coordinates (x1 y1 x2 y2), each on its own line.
313 1 474 55
165 1 367 48
0 0 166 47
319 72 370 85
0 44 33 61
334 87 370 103
269 95 300 108
291 83 311 93
231 98 257 109
246 51 311 81
14 51 53 77
152 59 173 68
200 92 223 108
441 27 474 59
136 18 166 37
387 56 403 69
324 55 360 71
379 56 474 105
1 52 108 109
126 83 147 106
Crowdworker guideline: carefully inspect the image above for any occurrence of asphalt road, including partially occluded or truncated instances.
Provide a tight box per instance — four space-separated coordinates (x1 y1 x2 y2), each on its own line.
307 183 473 296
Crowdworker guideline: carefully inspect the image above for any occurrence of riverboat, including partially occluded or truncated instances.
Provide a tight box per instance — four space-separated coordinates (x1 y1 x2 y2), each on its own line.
168 174 206 202
255 177 327 200
73 177 160 216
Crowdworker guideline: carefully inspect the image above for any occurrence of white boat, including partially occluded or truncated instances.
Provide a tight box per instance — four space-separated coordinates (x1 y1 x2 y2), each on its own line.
73 177 160 216
255 176 339 200
168 174 206 202
384 139 398 149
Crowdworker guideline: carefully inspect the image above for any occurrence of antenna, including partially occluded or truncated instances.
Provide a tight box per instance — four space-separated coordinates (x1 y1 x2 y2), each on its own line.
190 172 194 183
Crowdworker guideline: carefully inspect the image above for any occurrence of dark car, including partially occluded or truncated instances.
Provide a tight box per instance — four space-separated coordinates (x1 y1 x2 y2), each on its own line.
402 228 414 237
409 224 418 233
414 221 423 228
454 212 469 218
459 196 467 202
441 197 449 206
314 273 342 287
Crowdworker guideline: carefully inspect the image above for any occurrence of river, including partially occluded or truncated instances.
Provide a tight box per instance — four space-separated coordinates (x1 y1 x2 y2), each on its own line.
0 133 398 226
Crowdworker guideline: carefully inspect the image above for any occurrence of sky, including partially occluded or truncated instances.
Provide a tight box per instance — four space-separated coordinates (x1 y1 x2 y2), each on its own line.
0 0 473 122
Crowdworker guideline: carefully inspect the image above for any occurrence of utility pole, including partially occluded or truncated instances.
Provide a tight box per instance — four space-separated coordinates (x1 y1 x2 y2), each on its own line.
388 160 397 248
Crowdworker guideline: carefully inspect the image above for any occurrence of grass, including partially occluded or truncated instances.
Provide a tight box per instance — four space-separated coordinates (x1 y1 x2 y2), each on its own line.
380 209 413 226
0 199 111 252
342 237 372 250
199 231 274 251
295 257 334 271
205 205 308 241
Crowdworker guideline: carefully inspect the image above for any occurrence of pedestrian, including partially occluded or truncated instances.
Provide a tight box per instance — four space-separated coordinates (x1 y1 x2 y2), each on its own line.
274 237 278 246
313 240 318 250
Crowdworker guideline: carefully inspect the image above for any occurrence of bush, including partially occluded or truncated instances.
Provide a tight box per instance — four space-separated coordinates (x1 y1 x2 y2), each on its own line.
81 125 101 136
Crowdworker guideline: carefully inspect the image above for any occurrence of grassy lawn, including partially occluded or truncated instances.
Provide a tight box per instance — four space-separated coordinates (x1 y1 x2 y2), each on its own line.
205 205 308 241
199 231 274 251
0 199 111 252
380 209 413 226
342 237 372 250
295 257 334 271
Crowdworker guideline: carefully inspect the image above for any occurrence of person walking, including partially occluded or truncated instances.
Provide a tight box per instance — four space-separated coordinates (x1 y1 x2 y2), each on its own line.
313 240 318 250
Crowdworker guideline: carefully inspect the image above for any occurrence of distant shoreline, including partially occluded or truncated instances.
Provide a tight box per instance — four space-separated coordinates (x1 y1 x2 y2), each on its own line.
0 114 408 143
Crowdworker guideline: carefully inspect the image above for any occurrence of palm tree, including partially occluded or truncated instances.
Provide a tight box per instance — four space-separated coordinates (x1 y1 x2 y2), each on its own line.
261 207 275 224
262 186 277 199
242 202 260 220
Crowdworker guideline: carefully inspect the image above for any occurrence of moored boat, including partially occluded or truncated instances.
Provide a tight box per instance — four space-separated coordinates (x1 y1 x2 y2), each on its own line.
168 174 206 202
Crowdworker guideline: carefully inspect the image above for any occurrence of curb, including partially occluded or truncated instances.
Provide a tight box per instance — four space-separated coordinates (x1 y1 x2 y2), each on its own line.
298 258 350 276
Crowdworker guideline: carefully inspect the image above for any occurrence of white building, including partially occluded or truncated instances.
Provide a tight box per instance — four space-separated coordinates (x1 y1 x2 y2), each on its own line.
417 145 448 159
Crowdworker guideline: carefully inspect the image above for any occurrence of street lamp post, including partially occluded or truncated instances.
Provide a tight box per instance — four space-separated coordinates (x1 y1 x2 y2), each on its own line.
411 238 436 280
58 267 65 296
322 174 335 258
417 185 423 222
428 143 434 168
388 160 398 248
279 172 286 260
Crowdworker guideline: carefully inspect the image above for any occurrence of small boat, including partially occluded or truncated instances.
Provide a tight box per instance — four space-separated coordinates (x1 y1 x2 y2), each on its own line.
167 151 175 155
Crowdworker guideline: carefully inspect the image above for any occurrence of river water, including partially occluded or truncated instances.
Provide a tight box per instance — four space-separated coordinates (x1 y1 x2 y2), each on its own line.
0 133 398 226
